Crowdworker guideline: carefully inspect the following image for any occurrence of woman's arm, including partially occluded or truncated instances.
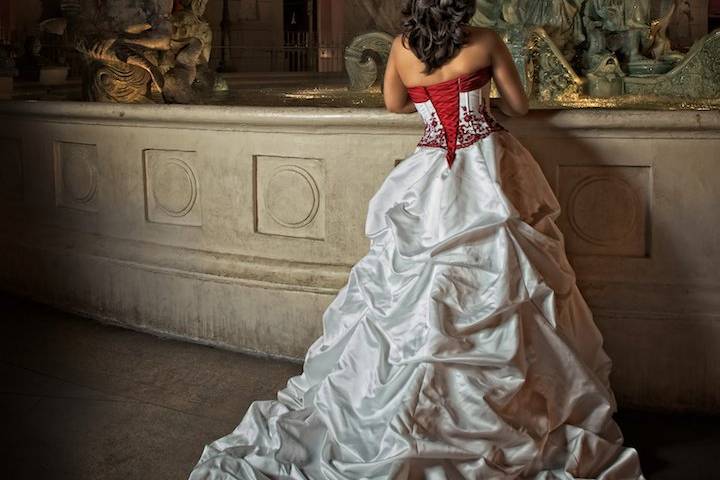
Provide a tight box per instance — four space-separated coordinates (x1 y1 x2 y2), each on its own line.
383 37 417 114
489 30 529 117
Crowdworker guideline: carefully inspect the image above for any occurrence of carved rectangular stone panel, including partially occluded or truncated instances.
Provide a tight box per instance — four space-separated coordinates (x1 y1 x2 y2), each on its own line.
143 150 202 227
255 155 326 240
558 165 651 257
54 141 99 212
0 137 23 201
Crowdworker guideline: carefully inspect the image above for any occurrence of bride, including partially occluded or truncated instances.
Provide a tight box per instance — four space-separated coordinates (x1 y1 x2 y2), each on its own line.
188 1 646 478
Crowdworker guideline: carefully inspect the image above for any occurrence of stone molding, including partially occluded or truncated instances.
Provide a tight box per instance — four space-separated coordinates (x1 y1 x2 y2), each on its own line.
1 101 719 138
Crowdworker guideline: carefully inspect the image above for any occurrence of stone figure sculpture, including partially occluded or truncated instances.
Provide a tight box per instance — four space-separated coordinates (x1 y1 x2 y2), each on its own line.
581 0 624 69
470 0 690 77
471 0 584 60
72 0 173 103
159 0 214 103
522 0 585 60
582 0 684 74
465 0 718 103
331 0 716 105
624 29 720 99
59 0 214 103
527 27 585 101
624 0 654 67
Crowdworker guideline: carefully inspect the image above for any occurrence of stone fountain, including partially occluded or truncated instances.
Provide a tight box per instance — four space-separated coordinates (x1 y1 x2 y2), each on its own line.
26 0 716 108
345 0 720 108
2 0 720 417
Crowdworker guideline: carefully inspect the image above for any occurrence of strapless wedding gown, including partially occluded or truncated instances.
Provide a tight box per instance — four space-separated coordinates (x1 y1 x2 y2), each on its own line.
188 68 645 480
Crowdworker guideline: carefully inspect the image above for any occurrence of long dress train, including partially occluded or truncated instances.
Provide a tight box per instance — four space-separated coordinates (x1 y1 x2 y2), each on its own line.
188 67 646 480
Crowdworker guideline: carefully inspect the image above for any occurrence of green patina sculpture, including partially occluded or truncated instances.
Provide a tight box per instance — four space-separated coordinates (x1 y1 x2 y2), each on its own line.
624 29 720 100
26 0 718 108
469 0 718 104
344 0 718 108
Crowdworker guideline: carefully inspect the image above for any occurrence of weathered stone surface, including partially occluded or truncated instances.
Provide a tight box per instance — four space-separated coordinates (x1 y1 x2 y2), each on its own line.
0 101 719 411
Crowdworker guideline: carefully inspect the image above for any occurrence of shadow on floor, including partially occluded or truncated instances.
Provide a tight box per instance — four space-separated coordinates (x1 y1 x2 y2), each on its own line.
1 292 717 479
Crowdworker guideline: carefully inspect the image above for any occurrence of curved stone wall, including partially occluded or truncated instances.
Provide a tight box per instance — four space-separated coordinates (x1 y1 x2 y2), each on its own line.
0 101 719 412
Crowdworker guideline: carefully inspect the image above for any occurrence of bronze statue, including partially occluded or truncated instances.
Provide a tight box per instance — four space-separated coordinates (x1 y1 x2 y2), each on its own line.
72 0 173 103
160 0 214 103
66 0 214 103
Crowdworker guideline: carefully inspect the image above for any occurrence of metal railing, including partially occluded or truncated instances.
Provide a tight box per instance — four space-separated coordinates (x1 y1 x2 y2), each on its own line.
211 40 346 73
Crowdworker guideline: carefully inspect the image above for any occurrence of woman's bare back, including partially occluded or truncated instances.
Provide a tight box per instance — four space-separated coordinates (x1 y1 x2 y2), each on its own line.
384 25 528 117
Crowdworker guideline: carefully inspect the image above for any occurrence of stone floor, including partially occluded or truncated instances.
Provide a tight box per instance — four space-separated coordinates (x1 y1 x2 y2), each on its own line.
1 293 718 480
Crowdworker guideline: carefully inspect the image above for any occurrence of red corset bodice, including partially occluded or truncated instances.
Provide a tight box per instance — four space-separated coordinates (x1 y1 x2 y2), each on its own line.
406 66 504 169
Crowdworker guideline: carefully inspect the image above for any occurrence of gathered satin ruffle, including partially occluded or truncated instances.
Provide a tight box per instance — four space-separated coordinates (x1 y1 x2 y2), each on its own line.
188 131 645 480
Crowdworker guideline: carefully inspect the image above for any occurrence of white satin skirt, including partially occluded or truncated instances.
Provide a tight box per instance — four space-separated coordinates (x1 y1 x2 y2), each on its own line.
188 131 646 480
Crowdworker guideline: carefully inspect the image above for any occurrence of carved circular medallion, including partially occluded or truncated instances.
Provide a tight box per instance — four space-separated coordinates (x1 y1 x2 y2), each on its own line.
151 158 198 217
568 175 638 246
62 150 97 204
264 165 320 229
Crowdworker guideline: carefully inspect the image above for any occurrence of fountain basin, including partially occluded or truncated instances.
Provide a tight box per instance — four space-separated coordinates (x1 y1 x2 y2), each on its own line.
0 100 719 412
7 72 720 110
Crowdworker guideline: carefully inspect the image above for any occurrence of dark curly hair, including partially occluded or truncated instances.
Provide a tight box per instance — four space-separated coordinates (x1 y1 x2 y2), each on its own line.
401 0 476 74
